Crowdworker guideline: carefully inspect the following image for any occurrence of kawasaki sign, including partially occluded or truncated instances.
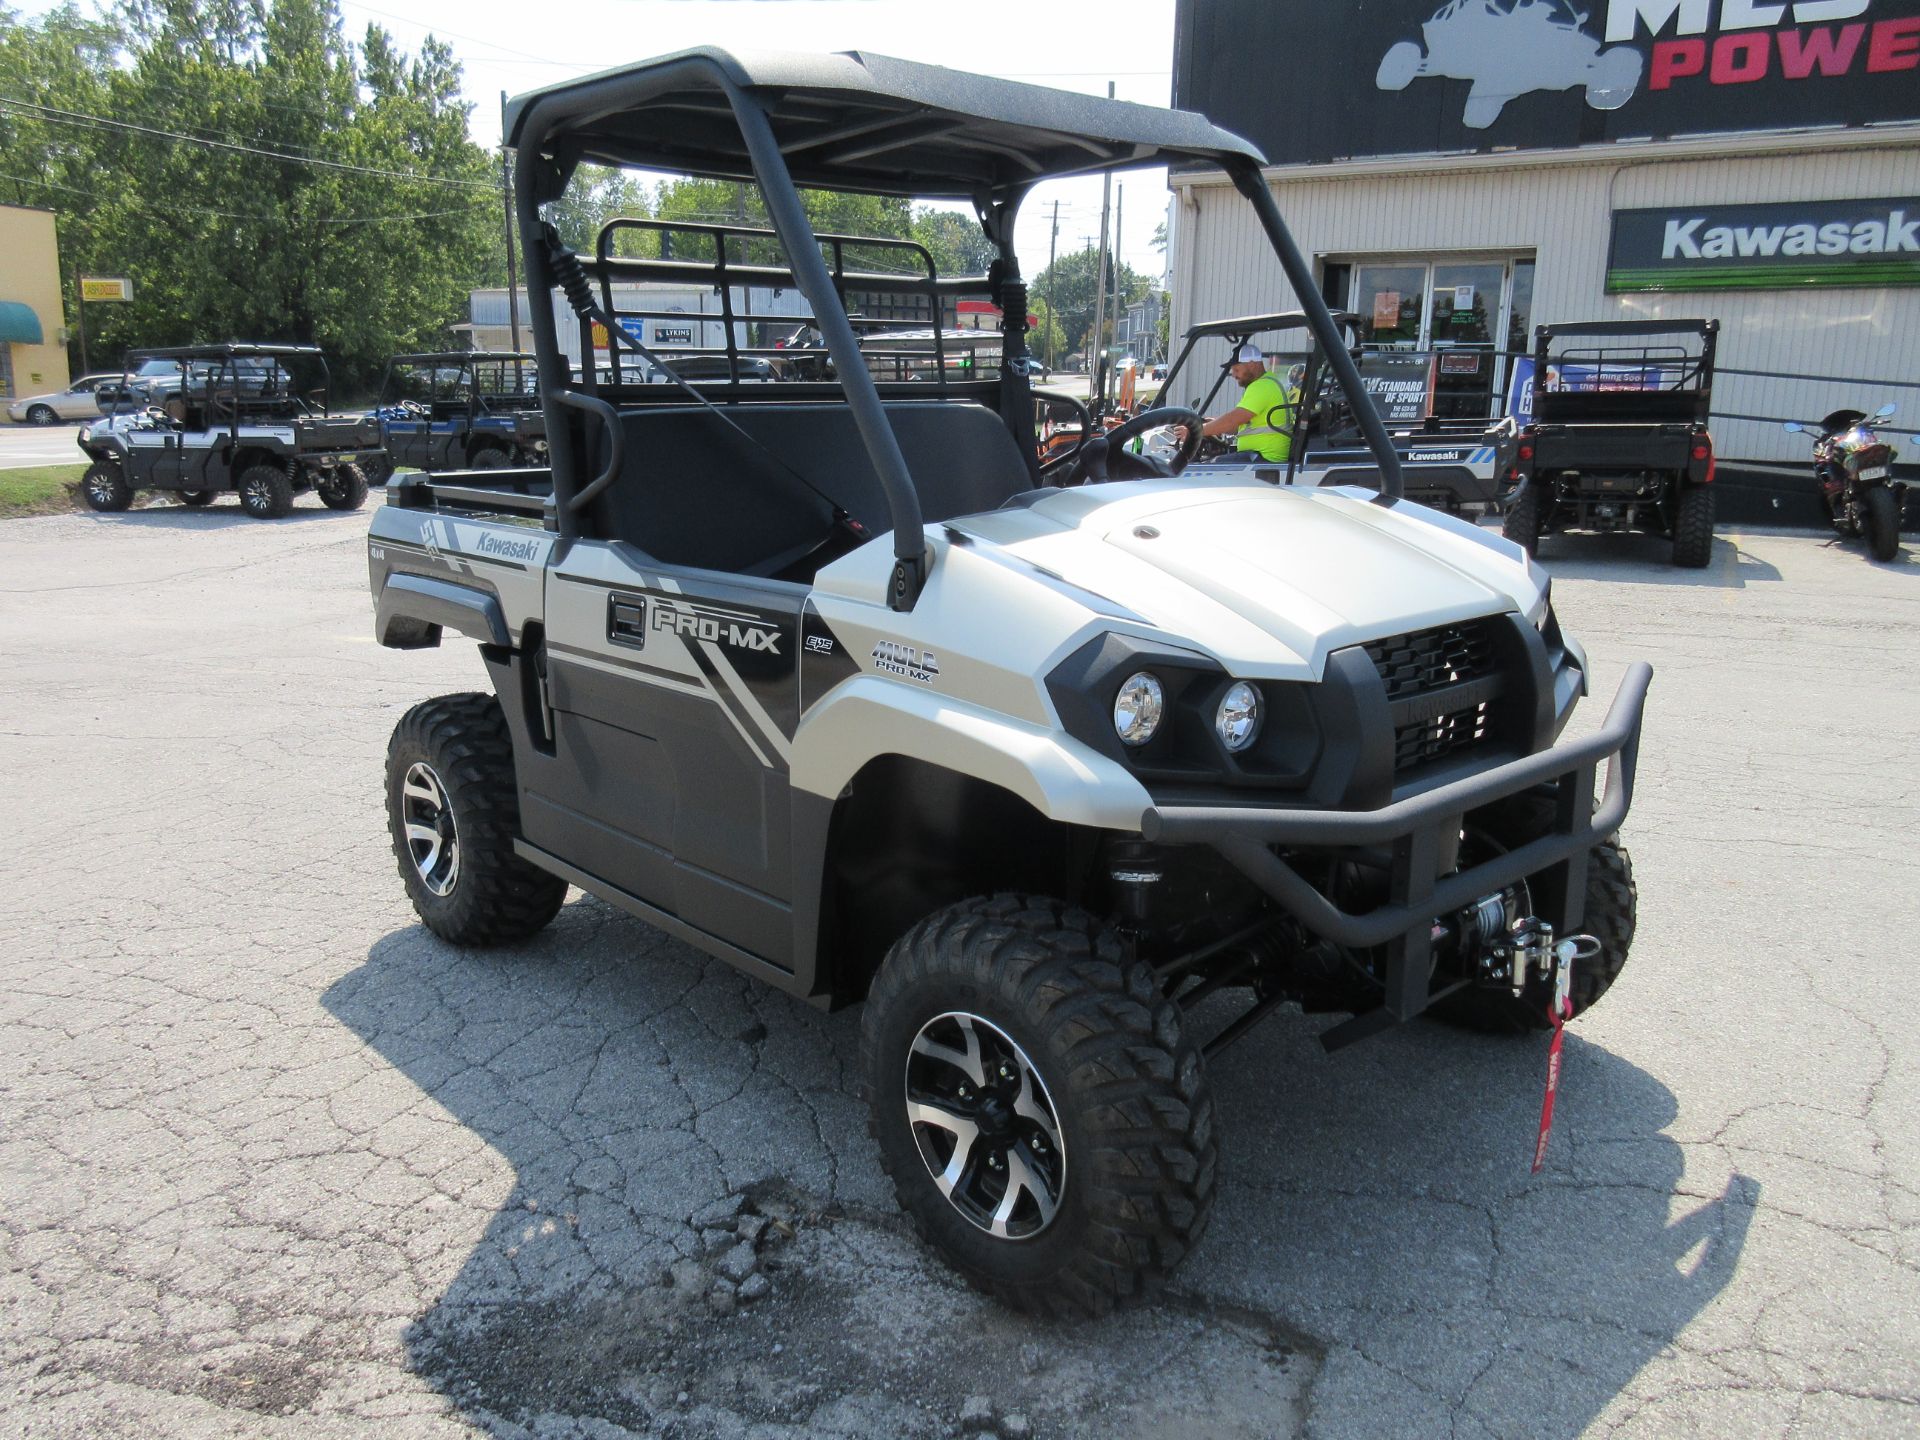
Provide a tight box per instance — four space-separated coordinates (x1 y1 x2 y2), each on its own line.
1609 198 1920 289
1173 0 1920 166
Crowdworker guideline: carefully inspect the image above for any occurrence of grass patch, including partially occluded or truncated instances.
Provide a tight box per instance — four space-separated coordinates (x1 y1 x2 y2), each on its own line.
0 463 88 517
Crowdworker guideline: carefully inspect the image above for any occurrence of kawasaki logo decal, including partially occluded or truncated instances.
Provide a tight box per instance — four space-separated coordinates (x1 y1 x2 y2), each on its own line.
1610 196 1920 291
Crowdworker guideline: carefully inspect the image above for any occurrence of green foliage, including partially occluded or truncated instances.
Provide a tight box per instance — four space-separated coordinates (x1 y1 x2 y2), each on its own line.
0 0 502 394
909 207 995 279
1028 296 1067 369
1031 246 1150 358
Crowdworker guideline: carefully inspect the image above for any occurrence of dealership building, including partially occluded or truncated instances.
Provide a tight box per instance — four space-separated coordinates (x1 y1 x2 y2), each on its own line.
1168 0 1920 494
0 205 72 404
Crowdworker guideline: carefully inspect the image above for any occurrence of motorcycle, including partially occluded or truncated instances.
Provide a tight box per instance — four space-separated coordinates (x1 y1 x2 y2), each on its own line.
1784 403 1906 562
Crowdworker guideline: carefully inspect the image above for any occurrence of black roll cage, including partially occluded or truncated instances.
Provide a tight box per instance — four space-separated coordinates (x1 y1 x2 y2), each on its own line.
379 351 539 412
505 49 1404 609
116 343 333 437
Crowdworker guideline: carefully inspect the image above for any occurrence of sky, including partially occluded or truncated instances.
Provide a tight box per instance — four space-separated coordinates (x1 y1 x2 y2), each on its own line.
19 0 1180 282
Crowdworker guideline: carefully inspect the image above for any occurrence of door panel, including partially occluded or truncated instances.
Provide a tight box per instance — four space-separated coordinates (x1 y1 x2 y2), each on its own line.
538 539 804 963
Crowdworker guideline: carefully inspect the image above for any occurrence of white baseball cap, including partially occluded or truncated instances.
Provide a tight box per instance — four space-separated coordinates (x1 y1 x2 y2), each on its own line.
1233 343 1263 364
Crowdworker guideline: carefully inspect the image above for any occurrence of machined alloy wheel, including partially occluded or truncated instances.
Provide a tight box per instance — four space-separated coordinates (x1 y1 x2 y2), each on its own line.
237 463 294 519
81 462 133 512
400 760 461 897
905 1011 1065 1240
384 692 568 945
862 894 1217 1317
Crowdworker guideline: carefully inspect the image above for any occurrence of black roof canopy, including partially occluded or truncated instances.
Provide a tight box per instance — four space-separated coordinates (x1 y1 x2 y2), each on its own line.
129 343 323 361
504 47 1264 201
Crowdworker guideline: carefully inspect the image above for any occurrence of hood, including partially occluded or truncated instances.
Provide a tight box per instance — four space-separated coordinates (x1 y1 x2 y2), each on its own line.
948 477 1545 678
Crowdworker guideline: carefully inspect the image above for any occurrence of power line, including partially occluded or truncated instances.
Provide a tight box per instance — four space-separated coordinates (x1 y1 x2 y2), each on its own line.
0 169 477 225
0 96 496 190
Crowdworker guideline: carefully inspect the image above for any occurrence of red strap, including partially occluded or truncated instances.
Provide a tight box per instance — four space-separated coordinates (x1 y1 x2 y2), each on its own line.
1531 998 1573 1174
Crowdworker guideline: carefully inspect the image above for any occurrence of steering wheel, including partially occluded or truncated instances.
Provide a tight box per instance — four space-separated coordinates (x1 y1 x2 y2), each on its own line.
1075 406 1206 483
1035 390 1096 482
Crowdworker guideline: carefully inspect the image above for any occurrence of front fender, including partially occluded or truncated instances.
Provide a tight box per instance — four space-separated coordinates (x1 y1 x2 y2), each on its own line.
791 675 1151 832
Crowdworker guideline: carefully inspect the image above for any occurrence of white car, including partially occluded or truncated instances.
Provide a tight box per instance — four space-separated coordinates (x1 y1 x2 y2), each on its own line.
7 374 139 426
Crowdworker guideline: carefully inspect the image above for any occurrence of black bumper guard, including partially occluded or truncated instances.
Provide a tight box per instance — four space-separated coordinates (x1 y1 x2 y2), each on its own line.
1140 662 1651 1046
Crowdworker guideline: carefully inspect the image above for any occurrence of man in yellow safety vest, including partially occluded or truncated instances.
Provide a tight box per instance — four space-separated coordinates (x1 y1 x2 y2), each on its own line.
1184 343 1298 463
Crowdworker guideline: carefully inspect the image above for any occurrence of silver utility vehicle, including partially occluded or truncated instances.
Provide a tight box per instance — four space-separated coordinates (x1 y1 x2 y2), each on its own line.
368 49 1651 1315
78 343 380 517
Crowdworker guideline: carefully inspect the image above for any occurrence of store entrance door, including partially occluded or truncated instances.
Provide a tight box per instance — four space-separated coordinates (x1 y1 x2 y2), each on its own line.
1341 255 1534 420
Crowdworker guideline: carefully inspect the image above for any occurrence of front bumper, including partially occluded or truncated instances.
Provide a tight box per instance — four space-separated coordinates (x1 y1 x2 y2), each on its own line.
1140 661 1651 1026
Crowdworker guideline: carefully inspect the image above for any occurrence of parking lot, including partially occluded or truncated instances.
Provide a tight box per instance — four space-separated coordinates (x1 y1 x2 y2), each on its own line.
2 501 1917 1439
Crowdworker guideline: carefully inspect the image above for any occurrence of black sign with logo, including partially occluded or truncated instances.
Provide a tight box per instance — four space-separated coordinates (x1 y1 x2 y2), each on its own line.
654 325 696 344
1355 351 1436 421
1608 197 1920 289
1174 0 1920 166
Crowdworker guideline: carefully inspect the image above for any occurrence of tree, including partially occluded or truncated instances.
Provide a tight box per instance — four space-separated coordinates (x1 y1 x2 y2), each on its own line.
0 0 502 392
909 206 995 279
1031 246 1148 358
1028 296 1067 370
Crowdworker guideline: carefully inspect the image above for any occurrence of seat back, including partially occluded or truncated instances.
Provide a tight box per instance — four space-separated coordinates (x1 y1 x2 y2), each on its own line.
589 401 1033 574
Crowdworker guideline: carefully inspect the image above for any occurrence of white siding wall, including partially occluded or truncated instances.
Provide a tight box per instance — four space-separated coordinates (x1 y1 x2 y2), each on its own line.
1171 145 1920 464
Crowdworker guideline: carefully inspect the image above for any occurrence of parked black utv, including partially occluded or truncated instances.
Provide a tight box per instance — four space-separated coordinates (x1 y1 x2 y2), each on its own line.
373 352 545 476
76 343 382 517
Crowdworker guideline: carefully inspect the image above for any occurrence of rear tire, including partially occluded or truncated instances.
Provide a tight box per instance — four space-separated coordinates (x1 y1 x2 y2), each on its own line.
469 446 509 470
1671 484 1714 568
237 464 294 519
385 692 567 946
1502 480 1546 557
178 490 215 507
81 462 133 512
1864 485 1900 562
861 894 1217 1317
318 463 369 510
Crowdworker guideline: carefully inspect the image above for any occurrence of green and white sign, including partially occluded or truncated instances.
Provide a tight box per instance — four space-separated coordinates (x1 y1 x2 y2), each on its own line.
1608 198 1920 293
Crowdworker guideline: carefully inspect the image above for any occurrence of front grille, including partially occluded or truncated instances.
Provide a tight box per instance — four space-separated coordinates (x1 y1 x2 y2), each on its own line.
1365 619 1497 702
1363 618 1502 774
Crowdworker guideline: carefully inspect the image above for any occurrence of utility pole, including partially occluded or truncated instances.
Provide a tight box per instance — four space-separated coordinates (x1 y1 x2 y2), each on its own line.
1111 185 1125 362
72 261 89 375
500 92 523 372
1045 198 1059 373
1089 82 1115 410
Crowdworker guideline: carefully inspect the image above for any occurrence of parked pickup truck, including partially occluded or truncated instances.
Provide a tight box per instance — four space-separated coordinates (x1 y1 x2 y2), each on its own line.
1503 319 1719 568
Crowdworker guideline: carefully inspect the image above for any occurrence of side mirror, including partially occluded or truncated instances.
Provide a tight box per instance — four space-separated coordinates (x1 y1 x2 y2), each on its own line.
1873 402 1897 419
1782 421 1803 433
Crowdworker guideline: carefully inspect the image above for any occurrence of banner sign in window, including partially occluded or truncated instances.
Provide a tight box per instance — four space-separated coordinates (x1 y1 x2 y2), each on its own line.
1356 351 1435 422
1608 197 1920 291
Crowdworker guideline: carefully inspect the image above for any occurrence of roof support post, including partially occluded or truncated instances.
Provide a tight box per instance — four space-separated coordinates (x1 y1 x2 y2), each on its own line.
1228 160 1403 501
728 87 929 609
510 120 584 539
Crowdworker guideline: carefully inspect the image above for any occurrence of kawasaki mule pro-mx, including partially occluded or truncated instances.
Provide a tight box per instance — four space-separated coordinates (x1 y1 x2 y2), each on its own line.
367 49 1651 1316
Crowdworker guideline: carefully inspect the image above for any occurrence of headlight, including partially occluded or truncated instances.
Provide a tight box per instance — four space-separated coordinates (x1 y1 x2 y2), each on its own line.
1215 681 1261 752
1112 671 1164 747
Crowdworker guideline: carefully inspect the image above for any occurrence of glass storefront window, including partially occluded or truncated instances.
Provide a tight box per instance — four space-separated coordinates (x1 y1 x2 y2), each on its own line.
1328 254 1536 421
1353 264 1427 346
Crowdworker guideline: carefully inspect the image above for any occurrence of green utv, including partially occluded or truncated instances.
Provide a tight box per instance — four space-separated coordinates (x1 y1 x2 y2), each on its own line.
366 49 1650 1315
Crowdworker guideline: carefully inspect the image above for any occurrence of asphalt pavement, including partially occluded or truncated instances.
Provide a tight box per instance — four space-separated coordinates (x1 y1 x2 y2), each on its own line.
0 419 93 469
2 500 1917 1439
